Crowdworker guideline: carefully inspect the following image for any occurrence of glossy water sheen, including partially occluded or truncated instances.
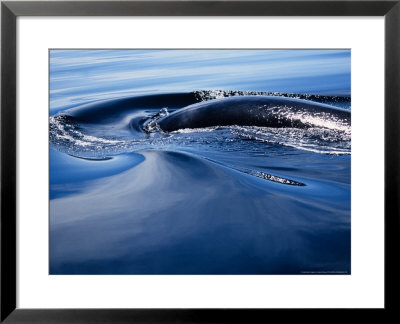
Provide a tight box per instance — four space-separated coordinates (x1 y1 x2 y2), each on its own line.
50 50 351 274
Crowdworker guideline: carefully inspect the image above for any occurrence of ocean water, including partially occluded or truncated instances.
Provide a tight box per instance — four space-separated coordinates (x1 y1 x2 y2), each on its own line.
49 50 351 274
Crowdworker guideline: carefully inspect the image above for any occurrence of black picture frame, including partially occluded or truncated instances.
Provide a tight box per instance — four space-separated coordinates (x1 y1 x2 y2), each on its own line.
1 0 399 322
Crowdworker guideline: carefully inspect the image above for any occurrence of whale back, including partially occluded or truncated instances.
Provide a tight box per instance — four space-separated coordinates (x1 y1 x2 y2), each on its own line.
157 96 351 132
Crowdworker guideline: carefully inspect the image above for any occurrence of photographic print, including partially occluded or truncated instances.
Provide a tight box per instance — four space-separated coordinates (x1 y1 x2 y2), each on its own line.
49 49 351 275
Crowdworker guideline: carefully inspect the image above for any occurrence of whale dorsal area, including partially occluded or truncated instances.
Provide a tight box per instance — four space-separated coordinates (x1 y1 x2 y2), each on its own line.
157 96 350 132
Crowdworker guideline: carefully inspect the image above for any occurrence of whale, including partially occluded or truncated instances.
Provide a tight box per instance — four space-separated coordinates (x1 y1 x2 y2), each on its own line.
156 96 351 133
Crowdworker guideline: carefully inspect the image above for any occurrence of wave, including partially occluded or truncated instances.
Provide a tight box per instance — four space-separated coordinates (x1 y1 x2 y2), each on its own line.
193 89 351 108
49 91 351 158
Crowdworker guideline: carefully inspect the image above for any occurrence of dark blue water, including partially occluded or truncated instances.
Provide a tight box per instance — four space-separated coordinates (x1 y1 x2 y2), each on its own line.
49 50 351 274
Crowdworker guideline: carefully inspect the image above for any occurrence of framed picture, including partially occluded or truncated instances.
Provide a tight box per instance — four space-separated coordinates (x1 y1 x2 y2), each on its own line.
1 0 399 322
